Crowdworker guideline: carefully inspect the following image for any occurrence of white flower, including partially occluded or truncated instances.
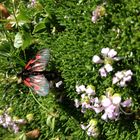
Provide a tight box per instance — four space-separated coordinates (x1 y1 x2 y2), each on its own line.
79 85 86 92
123 76 132 82
104 64 113 72
125 70 133 76
112 70 133 87
119 80 127 87
74 99 81 108
115 71 124 79
76 85 86 94
76 85 81 93
92 55 102 63
94 97 100 104
101 48 110 56
101 113 108 120
112 77 119 84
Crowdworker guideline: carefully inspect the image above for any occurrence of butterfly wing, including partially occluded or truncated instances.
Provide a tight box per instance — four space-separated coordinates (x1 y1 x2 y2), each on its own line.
25 49 50 72
23 74 49 96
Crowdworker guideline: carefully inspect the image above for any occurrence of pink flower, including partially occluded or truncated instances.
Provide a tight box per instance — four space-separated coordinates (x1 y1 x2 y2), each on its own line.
91 6 106 23
121 99 132 107
112 70 133 87
93 48 120 77
81 119 99 137
99 67 107 77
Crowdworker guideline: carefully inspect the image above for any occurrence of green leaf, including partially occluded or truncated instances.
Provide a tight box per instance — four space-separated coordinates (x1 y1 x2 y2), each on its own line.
46 115 52 126
14 32 23 48
33 22 46 33
51 117 55 132
22 31 32 50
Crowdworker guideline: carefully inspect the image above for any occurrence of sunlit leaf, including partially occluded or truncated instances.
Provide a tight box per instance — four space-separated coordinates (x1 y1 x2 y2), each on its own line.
33 22 46 33
14 32 23 48
22 31 32 50
51 117 55 131
46 115 52 127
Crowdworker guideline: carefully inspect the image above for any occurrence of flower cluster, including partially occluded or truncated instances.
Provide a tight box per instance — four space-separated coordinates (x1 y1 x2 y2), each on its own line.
0 108 26 133
112 70 133 87
81 119 99 137
75 86 132 121
93 88 132 121
92 48 121 77
92 48 133 87
75 85 96 113
91 5 106 23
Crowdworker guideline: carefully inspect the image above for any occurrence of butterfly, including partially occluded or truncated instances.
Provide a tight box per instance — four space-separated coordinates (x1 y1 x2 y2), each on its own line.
17 49 61 96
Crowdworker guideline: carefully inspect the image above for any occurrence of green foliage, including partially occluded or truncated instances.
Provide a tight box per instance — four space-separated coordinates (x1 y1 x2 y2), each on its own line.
0 0 140 139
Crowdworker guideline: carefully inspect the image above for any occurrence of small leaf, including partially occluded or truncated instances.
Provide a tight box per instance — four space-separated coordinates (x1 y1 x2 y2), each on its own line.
14 32 23 48
51 117 55 131
46 115 52 126
22 31 32 50
33 22 46 33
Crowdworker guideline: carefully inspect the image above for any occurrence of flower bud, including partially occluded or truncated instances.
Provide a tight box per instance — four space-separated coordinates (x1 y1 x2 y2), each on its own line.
7 107 13 113
26 114 34 122
89 119 98 126
92 55 102 63
105 87 114 96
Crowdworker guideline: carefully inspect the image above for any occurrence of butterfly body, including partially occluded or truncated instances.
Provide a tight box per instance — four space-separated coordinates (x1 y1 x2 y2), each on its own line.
18 49 61 96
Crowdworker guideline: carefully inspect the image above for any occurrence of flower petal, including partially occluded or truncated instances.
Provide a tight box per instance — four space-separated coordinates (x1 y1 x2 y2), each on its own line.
108 49 117 58
99 67 107 77
104 64 113 72
101 48 110 56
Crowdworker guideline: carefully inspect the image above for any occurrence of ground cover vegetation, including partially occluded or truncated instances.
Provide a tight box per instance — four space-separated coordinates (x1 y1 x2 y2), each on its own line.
0 0 140 139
